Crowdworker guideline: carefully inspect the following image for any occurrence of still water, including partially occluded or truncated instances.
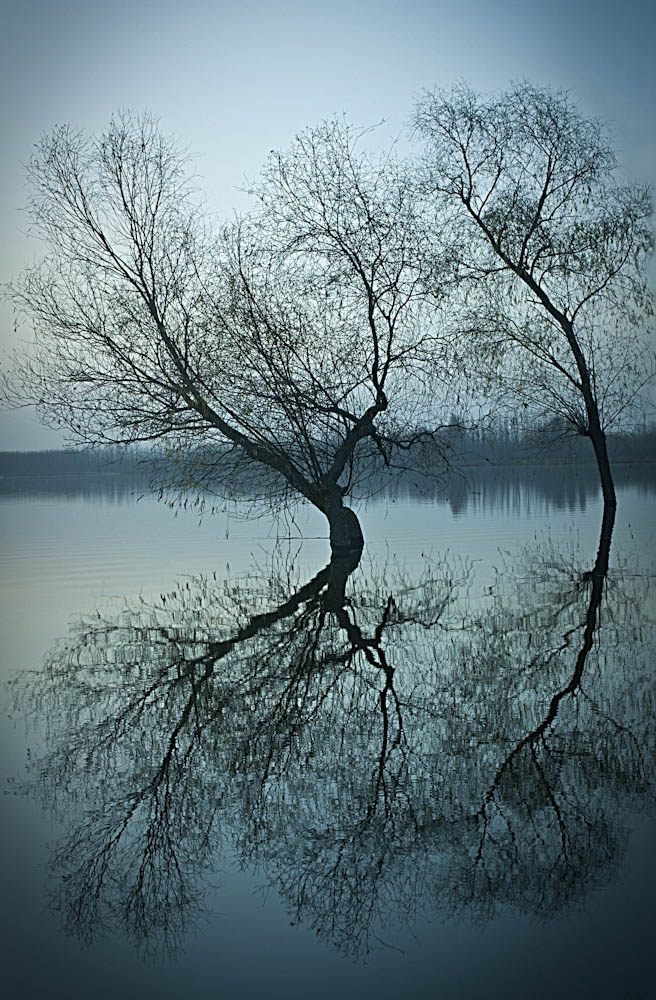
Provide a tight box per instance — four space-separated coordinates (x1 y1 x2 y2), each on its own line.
1 466 655 999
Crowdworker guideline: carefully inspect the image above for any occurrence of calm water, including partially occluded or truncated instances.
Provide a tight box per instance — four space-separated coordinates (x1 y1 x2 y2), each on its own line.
1 466 655 999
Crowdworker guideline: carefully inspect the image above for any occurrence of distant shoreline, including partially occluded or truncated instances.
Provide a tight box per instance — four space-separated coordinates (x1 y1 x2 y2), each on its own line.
2 431 655 480
2 457 656 479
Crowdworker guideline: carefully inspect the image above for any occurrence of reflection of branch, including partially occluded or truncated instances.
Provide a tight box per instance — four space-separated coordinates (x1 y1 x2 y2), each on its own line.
463 504 640 917
482 503 614 806
11 521 656 960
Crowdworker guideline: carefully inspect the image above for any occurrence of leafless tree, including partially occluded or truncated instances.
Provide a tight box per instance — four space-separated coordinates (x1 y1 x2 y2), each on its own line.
5 112 453 551
412 83 654 508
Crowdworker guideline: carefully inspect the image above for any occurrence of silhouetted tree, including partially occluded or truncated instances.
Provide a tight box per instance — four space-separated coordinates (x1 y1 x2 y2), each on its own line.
413 83 654 508
6 113 453 551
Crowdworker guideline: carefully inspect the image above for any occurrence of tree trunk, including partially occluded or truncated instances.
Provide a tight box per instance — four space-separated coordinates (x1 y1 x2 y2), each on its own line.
588 418 617 511
323 496 365 556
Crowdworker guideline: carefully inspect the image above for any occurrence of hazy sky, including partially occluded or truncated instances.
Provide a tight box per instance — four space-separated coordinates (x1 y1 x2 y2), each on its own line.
1 0 654 448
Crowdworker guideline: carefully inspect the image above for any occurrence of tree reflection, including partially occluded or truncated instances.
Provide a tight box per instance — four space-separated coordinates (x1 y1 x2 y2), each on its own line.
11 509 656 958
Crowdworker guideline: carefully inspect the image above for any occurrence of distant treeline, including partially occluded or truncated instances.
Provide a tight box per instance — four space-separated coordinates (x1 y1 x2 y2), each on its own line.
1 426 654 482
0 447 148 478
432 422 656 467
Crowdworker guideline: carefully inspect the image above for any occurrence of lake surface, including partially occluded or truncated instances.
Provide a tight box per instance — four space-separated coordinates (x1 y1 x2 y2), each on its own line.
1 465 655 999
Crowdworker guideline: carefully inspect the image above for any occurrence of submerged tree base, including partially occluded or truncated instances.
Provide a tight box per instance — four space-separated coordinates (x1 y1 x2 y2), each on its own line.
327 504 365 556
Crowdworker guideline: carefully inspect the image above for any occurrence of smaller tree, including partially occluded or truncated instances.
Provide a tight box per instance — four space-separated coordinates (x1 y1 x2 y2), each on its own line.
413 83 654 507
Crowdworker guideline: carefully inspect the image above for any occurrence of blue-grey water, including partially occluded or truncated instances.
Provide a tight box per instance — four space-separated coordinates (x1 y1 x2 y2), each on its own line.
1 466 655 999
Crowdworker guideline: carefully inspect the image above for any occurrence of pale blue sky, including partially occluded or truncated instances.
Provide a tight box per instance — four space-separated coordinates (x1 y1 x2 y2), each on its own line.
1 0 654 447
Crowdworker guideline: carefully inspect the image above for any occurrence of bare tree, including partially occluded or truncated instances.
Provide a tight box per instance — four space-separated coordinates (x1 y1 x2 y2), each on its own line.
5 112 450 551
412 83 654 507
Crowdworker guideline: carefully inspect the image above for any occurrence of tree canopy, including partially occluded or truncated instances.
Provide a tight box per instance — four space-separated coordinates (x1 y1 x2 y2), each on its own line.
7 112 457 550
412 82 654 506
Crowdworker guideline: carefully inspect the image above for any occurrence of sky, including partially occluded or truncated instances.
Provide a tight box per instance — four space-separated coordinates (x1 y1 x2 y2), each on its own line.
1 0 655 449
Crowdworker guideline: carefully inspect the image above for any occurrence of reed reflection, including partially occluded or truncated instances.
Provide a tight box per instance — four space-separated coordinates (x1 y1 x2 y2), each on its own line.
12 507 655 958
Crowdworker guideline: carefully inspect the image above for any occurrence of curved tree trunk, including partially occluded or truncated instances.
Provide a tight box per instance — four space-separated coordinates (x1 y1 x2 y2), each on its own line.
588 417 617 511
323 495 365 556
